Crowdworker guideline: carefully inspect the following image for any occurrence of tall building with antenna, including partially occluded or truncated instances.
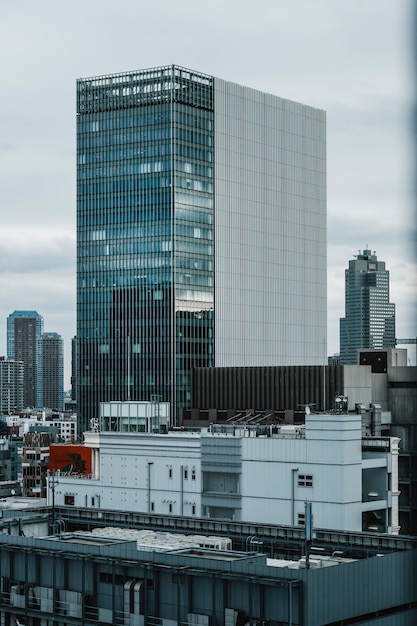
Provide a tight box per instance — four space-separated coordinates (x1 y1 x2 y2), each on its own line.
76 65 327 433
340 248 396 364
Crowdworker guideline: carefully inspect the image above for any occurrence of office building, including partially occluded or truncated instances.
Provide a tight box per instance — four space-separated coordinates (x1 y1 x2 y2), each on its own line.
340 249 395 364
36 332 64 411
7 311 44 408
76 65 327 432
0 357 23 414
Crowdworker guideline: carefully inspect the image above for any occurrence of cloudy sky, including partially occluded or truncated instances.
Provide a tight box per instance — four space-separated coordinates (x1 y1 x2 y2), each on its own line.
1 0 416 387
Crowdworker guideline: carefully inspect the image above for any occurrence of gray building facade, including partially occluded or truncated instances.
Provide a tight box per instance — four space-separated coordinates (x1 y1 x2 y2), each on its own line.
0 530 416 626
36 332 64 411
76 65 326 433
340 249 395 364
0 357 23 414
7 311 44 408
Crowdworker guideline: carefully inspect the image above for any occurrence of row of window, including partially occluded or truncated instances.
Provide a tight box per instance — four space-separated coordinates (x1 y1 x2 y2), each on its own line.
168 466 196 480
78 107 213 134
79 240 213 260
79 110 171 133
81 224 213 243
150 502 197 515
79 255 213 274
298 474 313 487
78 126 213 150
79 273 213 291
79 158 214 182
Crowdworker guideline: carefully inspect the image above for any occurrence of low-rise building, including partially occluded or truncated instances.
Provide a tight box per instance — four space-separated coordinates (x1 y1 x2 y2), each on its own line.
0 528 416 626
49 411 400 534
22 432 55 498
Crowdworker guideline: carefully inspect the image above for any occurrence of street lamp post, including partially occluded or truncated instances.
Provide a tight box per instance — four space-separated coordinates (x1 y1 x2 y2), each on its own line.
47 469 60 528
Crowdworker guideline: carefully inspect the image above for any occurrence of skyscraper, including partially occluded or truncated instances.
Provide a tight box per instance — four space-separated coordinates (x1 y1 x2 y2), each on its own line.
0 357 24 415
36 332 64 411
76 65 327 432
7 311 44 408
340 249 396 364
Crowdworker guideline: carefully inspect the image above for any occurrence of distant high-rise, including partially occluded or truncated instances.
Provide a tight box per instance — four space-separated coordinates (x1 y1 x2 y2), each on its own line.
0 357 24 414
7 311 44 408
340 249 395 364
36 332 64 411
76 65 327 432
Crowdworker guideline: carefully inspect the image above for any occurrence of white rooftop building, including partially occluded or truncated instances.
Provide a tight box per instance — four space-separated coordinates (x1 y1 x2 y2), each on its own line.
49 411 400 534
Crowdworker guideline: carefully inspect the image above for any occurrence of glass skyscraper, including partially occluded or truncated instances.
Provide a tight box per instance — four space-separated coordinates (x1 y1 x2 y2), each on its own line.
76 65 327 433
340 249 396 364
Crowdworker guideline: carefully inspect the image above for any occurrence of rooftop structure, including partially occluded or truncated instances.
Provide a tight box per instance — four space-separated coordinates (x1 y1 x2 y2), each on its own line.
0 526 415 625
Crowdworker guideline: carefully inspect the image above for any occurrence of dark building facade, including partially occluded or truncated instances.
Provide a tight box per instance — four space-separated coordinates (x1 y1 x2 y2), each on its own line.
36 332 64 411
0 529 416 626
186 365 345 424
71 336 77 402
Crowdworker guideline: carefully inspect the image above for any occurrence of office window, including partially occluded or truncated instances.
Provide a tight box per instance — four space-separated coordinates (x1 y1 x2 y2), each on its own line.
169 467 173 478
298 474 313 487
169 503 173 513
184 467 188 479
64 495 75 505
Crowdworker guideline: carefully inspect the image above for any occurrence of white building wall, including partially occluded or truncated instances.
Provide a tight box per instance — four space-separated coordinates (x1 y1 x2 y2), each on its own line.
238 414 363 531
54 433 203 517
214 80 327 366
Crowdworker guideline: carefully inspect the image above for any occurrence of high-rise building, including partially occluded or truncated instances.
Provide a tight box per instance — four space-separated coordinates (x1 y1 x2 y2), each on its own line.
7 311 44 408
0 357 24 415
340 249 396 364
76 65 327 432
36 332 64 411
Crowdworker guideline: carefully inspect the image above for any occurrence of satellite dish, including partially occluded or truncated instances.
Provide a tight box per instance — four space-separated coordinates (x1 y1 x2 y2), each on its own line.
305 405 311 416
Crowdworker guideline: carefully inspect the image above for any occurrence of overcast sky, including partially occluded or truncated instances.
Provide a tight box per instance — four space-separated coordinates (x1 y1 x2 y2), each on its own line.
1 0 416 387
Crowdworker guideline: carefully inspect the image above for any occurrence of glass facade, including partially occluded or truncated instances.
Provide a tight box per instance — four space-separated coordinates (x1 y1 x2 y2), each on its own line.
77 66 215 432
340 249 396 364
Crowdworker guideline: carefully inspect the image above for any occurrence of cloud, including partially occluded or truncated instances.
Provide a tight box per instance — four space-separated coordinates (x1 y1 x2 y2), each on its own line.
0 0 415 380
